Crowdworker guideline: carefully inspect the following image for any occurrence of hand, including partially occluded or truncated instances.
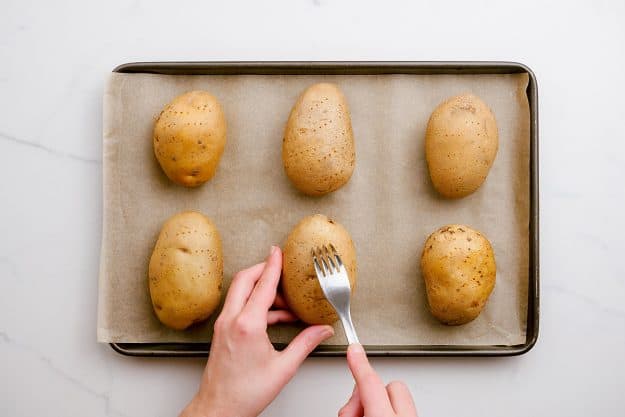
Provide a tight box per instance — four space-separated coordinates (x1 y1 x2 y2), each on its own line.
339 344 418 417
180 246 334 417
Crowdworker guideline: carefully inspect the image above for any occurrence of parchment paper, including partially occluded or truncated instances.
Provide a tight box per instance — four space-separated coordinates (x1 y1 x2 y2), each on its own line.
98 72 530 346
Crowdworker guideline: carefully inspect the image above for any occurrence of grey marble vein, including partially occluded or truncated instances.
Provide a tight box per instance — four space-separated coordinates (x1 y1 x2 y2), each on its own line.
0 331 131 417
0 131 101 165
0 256 19 281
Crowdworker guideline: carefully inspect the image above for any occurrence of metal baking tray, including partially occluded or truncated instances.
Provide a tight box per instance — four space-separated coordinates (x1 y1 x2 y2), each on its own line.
108 61 539 357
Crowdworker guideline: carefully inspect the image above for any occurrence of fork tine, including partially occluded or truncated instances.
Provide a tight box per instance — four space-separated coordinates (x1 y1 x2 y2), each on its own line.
312 248 325 277
319 249 331 275
323 245 337 271
328 243 343 268
314 246 327 275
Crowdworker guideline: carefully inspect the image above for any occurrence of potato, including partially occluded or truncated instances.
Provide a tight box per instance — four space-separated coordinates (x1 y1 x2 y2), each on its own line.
153 90 226 187
425 93 498 198
282 214 357 324
148 211 223 330
420 224 496 325
282 83 355 196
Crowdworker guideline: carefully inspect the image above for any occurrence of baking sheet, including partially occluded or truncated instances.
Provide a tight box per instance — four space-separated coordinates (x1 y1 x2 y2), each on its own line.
98 72 530 346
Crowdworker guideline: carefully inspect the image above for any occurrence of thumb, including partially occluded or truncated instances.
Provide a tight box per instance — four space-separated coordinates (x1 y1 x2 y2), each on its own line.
338 385 363 417
280 325 334 374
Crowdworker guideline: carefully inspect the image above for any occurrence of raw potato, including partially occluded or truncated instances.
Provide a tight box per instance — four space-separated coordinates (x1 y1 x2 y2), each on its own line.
282 214 357 324
149 211 223 330
425 93 498 198
153 90 227 187
420 224 496 325
282 83 355 196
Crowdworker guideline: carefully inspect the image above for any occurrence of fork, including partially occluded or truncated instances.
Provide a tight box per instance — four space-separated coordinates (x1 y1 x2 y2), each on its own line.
312 244 359 344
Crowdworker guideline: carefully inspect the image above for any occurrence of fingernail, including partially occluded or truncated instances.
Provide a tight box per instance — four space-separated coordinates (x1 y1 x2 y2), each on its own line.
270 245 278 256
349 343 365 354
322 326 334 337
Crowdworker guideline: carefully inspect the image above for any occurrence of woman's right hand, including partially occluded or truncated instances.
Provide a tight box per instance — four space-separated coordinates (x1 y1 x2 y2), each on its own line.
339 344 418 417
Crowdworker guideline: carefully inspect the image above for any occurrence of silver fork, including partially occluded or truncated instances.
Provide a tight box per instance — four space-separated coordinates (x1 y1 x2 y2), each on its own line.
312 244 359 344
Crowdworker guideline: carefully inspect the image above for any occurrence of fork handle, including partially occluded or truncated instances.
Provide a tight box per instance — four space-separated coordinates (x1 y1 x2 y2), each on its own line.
340 311 360 345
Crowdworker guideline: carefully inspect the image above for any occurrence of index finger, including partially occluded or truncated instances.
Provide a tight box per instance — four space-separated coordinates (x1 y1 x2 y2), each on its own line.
242 246 283 318
220 262 266 319
346 344 393 416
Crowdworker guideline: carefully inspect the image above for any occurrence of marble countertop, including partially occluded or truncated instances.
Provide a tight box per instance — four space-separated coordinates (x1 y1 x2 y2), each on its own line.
1 1 624 416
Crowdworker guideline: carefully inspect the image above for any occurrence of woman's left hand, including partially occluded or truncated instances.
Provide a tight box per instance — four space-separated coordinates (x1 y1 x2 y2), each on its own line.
181 246 334 417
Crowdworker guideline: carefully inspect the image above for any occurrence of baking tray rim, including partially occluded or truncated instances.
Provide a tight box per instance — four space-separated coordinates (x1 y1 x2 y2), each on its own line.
105 60 539 358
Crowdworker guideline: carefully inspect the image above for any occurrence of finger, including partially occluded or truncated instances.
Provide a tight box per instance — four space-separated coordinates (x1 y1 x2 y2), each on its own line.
387 381 417 416
346 344 393 416
338 385 364 417
280 325 334 376
272 293 289 309
220 262 266 318
267 310 298 325
243 246 283 317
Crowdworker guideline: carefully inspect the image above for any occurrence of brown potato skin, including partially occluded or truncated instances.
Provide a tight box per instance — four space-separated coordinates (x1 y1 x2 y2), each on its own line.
282 83 355 196
425 94 498 198
149 211 223 330
153 91 226 187
420 224 496 325
282 214 357 324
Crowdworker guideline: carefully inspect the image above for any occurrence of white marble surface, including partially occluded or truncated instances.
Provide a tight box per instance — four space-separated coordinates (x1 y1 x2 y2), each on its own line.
1 1 624 416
